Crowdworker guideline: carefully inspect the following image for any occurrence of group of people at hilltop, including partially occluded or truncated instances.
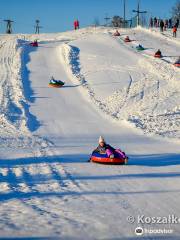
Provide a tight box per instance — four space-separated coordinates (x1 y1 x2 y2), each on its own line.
149 17 179 37
74 17 178 38
150 17 172 28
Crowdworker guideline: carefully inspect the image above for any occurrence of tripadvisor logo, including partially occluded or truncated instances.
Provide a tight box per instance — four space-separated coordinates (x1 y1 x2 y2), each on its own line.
135 227 143 236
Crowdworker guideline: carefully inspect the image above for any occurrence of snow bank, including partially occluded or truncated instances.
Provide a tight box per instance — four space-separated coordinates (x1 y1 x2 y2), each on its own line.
103 56 180 139
0 36 52 154
0 38 29 146
59 43 113 117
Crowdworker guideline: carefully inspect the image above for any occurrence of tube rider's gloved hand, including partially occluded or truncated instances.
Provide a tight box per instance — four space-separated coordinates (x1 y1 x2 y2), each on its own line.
110 154 114 159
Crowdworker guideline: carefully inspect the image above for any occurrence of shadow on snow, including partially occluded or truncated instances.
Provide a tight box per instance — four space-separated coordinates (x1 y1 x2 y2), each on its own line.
0 153 180 201
0 153 180 167
19 39 41 132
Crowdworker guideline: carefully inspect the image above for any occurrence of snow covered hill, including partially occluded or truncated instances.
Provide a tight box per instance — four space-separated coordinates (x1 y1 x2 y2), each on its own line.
62 30 180 139
0 27 180 239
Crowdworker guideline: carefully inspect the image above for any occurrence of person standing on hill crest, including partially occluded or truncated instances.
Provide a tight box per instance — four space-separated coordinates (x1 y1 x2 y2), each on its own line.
173 25 177 37
149 17 153 28
74 19 80 30
160 20 164 32
76 19 79 29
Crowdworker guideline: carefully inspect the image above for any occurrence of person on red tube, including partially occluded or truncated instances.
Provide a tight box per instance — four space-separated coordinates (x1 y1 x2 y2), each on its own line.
113 30 120 36
93 136 126 159
154 49 162 58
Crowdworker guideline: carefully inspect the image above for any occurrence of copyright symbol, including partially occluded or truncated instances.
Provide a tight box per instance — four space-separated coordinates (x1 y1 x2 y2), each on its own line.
127 215 135 224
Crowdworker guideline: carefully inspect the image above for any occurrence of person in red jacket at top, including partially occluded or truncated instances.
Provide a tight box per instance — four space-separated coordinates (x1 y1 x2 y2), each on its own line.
74 19 80 30
173 25 177 38
74 20 77 30
76 19 79 29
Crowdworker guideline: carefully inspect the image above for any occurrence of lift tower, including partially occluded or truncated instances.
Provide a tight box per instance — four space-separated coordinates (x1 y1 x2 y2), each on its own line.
4 19 14 34
35 20 42 34
132 0 147 26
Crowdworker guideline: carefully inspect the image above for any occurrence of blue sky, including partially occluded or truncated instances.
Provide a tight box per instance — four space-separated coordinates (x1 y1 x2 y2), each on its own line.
0 0 178 33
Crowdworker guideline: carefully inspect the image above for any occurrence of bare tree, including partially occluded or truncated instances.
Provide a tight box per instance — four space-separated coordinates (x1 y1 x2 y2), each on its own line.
112 16 124 27
172 0 180 22
4 19 14 34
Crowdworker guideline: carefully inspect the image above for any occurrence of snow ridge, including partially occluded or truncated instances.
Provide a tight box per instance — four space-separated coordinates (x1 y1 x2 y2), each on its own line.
0 37 53 153
60 43 113 116
0 37 29 143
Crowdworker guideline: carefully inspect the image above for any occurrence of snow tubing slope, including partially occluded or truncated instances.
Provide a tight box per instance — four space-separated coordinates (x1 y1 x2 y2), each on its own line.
90 152 127 164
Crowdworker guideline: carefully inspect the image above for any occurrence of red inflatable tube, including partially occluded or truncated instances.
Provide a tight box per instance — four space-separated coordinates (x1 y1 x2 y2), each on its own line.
90 152 128 165
154 54 162 58
114 33 120 36
91 156 127 164
124 39 131 42
174 63 180 67
30 42 38 47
